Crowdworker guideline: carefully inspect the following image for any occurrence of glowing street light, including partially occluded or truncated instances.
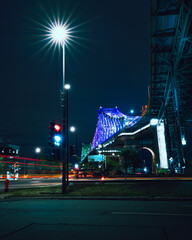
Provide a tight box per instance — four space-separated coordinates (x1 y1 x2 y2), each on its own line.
35 147 41 153
64 84 71 90
48 22 70 46
51 25 68 44
70 126 76 132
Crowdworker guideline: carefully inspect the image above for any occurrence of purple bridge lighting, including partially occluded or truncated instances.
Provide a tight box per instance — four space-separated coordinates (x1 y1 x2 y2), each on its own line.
91 106 141 150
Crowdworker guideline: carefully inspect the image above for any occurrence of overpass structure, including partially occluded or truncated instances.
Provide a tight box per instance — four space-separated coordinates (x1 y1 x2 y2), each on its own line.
82 0 192 173
149 0 192 171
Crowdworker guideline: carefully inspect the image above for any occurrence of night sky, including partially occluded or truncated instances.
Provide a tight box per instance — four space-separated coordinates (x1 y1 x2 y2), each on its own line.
0 0 150 158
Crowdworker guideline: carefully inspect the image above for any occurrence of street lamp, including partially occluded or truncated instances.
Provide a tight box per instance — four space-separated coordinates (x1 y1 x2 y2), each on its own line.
64 84 71 90
35 147 41 176
35 147 41 154
70 125 78 166
70 126 76 132
70 126 77 155
65 84 71 185
50 22 70 194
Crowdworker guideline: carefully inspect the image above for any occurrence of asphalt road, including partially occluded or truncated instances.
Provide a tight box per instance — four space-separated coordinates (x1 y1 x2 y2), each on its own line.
0 178 62 190
1 177 192 191
0 199 192 240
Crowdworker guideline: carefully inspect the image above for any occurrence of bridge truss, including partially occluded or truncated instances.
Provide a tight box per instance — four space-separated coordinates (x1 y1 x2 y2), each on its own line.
149 0 192 169
91 107 141 150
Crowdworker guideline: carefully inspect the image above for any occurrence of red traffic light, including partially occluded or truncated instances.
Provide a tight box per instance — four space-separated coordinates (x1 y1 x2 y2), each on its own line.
54 124 61 132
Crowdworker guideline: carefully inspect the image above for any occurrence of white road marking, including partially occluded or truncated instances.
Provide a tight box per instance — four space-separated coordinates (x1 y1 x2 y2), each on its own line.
112 212 192 217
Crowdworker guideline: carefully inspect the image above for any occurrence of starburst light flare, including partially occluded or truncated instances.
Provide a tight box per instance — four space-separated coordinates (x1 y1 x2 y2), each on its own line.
45 21 72 47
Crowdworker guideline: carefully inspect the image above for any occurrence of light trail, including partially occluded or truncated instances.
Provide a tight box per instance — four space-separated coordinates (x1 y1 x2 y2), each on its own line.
0 154 43 162
0 161 61 168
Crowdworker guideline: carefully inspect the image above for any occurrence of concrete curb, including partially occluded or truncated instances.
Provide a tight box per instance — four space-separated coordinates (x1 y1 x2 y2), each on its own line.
1 195 192 201
0 194 12 199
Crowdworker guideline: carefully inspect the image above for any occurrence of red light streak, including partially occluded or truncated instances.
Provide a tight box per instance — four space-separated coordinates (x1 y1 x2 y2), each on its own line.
0 161 61 168
0 154 44 162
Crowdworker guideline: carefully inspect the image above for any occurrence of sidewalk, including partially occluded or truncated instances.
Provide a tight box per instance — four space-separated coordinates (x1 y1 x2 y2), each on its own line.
0 198 191 240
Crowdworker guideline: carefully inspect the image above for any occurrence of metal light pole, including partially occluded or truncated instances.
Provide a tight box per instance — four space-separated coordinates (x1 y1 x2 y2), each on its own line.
75 131 78 157
62 46 66 194
50 24 69 194
70 126 78 164
61 44 67 194
64 84 70 186
45 20 74 193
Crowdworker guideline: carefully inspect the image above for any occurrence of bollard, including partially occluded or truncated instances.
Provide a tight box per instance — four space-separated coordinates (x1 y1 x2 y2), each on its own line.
4 179 9 193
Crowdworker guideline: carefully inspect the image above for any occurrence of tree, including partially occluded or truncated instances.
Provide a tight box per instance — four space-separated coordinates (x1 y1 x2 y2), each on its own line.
106 156 120 176
80 160 97 170
120 149 140 175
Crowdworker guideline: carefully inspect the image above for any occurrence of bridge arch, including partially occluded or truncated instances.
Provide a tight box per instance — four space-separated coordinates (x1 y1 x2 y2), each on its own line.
136 147 156 173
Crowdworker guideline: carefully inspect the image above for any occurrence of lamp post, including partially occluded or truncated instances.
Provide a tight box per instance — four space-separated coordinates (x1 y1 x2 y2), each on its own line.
35 147 41 175
70 126 78 163
70 126 77 154
65 84 70 185
50 23 70 194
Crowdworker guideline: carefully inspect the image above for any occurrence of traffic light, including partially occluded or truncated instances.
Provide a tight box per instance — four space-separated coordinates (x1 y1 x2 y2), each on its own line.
52 148 61 161
54 124 61 132
70 145 76 157
49 121 62 147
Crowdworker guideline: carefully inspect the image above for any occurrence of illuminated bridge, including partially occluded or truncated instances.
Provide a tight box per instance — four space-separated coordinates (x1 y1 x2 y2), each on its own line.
91 107 141 150
83 0 192 174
